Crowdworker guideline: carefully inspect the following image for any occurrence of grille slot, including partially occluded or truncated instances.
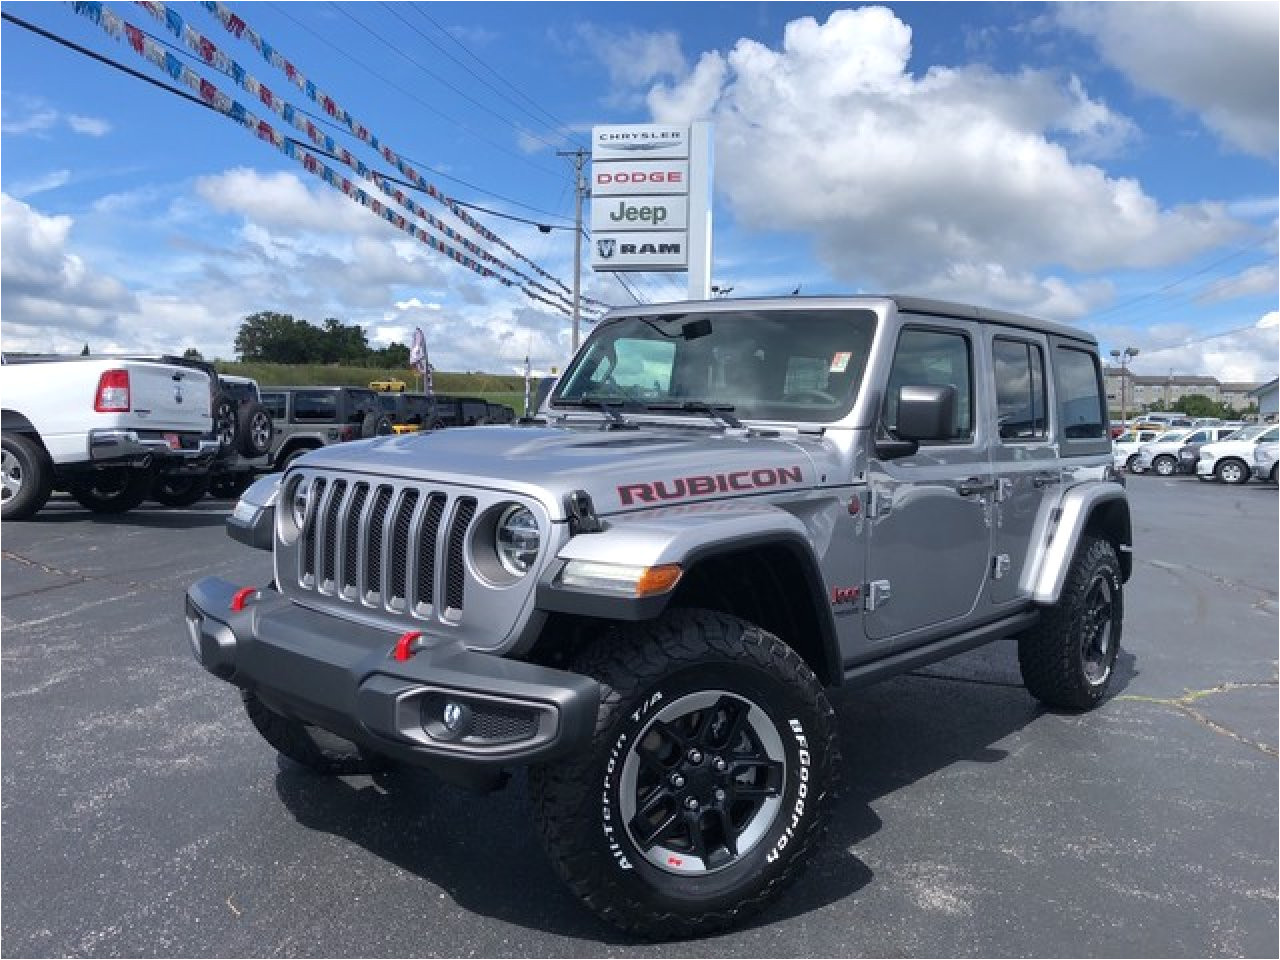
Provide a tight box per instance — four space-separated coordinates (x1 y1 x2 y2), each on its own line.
388 489 418 609
445 498 478 614
364 486 393 602
300 477 327 583
320 479 347 589
341 483 370 595
416 493 447 614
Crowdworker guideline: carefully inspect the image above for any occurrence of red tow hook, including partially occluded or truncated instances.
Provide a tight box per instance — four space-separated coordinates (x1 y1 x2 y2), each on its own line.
230 587 259 613
392 630 424 662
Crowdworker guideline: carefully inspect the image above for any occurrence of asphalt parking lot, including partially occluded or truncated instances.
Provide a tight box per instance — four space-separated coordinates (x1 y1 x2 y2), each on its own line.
2 476 1277 957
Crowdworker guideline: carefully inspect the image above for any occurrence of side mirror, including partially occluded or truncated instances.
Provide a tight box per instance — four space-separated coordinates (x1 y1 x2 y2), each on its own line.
875 384 957 461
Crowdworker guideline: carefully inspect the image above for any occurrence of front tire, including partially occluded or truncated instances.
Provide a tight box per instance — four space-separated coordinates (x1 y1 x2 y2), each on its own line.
1018 537 1123 710
529 609 839 939
69 467 152 514
1215 458 1250 485
1 432 53 520
242 691 390 775
1125 454 1141 473
1153 455 1177 477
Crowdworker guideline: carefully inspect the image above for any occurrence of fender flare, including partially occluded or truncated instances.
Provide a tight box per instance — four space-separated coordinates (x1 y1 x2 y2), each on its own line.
1028 482 1132 605
536 505 843 685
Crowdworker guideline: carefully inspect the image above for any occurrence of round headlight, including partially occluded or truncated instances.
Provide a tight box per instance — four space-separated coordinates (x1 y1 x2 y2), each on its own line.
495 505 540 576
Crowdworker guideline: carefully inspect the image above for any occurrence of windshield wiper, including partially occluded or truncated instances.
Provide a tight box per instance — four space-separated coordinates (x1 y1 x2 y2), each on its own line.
555 396 637 428
643 401 743 429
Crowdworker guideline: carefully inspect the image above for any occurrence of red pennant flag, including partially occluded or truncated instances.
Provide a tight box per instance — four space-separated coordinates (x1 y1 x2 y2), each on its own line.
199 37 216 64
125 24 145 54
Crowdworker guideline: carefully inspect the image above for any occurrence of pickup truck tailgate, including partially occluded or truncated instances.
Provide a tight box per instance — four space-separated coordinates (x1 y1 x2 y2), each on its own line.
126 362 211 433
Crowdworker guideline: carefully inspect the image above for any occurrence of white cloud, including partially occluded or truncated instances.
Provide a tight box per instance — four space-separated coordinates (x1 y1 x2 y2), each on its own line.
1197 263 1280 305
66 114 112 137
9 170 71 198
1098 317 1278 383
1059 2 1279 157
195 168 388 237
646 7 1247 320
578 25 688 90
1258 311 1279 330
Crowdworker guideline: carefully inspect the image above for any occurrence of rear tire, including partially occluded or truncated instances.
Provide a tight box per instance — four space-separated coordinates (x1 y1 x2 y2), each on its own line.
1018 537 1122 710
1125 454 1140 473
529 609 839 939
1 432 53 521
69 468 152 514
1153 455 1176 477
151 473 212 507
242 691 390 775
209 473 254 500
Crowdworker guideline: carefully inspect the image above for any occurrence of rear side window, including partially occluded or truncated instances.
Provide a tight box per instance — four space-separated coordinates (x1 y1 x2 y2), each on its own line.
1055 347 1106 441
883 327 973 442
992 338 1048 441
293 391 337 422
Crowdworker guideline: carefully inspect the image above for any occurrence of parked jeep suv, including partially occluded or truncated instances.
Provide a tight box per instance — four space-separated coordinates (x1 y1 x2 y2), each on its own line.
258 386 392 470
187 297 1130 938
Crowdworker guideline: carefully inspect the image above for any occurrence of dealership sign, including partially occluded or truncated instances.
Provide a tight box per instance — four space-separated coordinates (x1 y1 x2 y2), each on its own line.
591 123 709 276
591 232 688 269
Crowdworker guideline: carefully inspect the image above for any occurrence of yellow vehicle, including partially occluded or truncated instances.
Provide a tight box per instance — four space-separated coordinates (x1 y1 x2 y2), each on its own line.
369 379 407 393
390 423 420 435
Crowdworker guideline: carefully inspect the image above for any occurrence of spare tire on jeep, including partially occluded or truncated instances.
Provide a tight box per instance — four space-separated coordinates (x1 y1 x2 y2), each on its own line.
360 412 393 438
212 391 238 454
236 401 273 458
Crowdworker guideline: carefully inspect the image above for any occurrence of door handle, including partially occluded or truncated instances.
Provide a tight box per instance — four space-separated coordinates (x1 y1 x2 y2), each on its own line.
1032 471 1058 488
955 477 995 496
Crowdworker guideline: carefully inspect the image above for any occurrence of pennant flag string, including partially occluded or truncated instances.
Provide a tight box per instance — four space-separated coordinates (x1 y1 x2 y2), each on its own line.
69 2 580 315
129 0 578 314
186 0 577 298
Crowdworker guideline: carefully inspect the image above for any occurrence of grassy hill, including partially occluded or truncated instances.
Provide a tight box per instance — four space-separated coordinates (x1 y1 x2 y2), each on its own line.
216 363 533 414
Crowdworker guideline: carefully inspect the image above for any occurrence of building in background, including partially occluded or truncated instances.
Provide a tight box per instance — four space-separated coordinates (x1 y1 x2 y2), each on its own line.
1103 368 1265 414
1249 378 1278 421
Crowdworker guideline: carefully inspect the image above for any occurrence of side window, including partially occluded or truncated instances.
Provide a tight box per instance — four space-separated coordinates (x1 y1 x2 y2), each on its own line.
1186 430 1208 444
1054 347 1106 440
992 338 1048 441
1262 427 1279 443
883 327 973 442
292 391 337 422
260 392 286 420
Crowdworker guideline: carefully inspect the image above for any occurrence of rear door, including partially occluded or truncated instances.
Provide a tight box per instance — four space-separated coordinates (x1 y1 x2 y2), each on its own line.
124 361 210 433
987 330 1057 606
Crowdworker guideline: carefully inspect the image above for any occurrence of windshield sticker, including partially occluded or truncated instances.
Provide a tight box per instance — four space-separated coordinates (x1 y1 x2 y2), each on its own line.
830 352 852 374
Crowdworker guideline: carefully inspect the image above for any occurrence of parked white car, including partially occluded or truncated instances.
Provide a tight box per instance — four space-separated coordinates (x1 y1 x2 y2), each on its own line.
1252 441 1278 484
1112 428 1163 472
1196 424 1280 484
1129 429 1193 474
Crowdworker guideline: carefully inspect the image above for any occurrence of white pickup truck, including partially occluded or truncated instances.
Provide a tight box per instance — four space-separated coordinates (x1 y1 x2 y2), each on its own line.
1 355 218 519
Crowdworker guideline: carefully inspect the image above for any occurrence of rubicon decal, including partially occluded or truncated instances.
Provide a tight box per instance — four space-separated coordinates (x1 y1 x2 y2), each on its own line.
618 466 805 506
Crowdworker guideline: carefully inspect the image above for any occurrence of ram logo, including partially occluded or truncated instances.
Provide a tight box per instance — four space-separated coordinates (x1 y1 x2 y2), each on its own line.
596 238 616 259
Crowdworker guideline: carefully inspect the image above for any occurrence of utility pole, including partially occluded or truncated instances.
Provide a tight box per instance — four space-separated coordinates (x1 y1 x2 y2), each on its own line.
558 148 588 353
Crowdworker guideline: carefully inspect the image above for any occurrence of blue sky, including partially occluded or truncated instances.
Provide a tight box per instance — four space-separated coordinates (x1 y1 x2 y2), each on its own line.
2 1 1276 382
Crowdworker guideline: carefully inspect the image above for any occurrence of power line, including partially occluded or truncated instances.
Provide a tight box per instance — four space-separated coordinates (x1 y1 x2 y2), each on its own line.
334 3 566 154
409 4 586 150
1131 322 1274 359
378 2 580 152
264 1 562 180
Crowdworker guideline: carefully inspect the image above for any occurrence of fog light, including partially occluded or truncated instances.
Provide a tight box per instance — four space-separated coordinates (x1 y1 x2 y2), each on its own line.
441 700 472 739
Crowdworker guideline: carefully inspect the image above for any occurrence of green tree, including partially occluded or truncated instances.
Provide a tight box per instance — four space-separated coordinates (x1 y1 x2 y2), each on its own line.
318 317 370 365
1173 393 1226 418
182 347 204 361
80 343 90 356
234 311 322 363
374 342 411 367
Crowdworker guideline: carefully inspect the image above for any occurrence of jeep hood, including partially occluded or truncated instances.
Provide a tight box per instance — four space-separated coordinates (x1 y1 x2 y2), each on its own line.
291 424 825 519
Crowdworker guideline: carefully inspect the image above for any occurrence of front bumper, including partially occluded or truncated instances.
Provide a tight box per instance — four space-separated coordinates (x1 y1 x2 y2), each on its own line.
90 428 219 469
184 577 599 769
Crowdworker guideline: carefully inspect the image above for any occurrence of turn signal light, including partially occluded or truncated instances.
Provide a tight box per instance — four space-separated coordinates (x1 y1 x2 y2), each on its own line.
635 564 683 597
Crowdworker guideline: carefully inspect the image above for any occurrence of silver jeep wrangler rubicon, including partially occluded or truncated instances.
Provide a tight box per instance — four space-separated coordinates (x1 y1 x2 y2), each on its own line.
186 296 1130 938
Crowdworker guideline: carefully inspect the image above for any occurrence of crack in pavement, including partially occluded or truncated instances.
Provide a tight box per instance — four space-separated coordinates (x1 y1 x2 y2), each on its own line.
3 549 149 592
1143 558 1279 606
1118 681 1279 758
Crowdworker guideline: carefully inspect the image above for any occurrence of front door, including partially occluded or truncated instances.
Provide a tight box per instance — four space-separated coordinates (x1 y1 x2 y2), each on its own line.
987 331 1058 606
865 321 993 642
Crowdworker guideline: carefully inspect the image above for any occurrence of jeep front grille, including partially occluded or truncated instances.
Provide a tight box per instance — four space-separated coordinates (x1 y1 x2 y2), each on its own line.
298 481 477 620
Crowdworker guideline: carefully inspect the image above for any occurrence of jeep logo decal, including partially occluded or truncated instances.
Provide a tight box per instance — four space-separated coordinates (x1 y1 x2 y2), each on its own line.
617 466 805 506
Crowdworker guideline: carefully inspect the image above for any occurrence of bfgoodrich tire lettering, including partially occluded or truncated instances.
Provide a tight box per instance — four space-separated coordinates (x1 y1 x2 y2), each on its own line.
529 609 839 939
1018 536 1123 710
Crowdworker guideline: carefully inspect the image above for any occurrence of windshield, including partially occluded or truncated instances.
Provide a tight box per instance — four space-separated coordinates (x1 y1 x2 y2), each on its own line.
1155 430 1190 443
553 308 878 423
1230 424 1270 441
